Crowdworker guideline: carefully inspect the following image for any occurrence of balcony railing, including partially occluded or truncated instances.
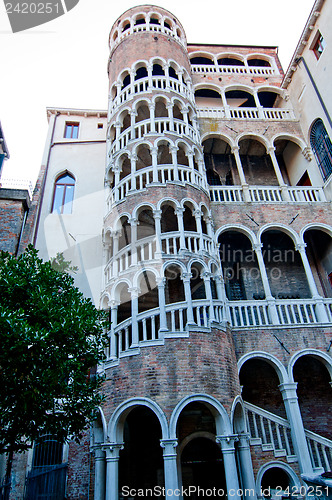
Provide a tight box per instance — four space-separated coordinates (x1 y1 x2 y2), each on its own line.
104 232 216 283
110 117 199 155
106 297 332 362
196 106 296 121
107 164 207 209
244 401 332 472
109 76 194 114
110 23 185 53
191 64 276 76
209 185 326 203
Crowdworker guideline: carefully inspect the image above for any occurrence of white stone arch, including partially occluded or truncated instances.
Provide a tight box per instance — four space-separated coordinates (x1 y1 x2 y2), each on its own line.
231 396 248 434
175 138 192 154
189 51 217 65
256 84 285 97
147 10 163 23
131 140 153 156
114 105 132 126
246 53 274 67
200 132 236 150
100 291 111 310
151 93 171 107
169 394 232 439
271 133 307 152
149 55 167 68
224 83 256 95
157 196 181 211
110 278 132 302
51 169 76 185
181 197 199 211
255 461 301 496
215 224 258 247
133 96 152 113
193 82 222 94
300 222 332 242
188 257 209 274
132 202 156 220
133 266 161 289
171 95 187 111
162 259 187 278
237 351 288 385
192 144 204 162
132 58 149 74
113 212 131 231
216 52 245 64
199 201 211 217
153 136 176 149
167 58 182 76
288 349 332 382
236 132 270 150
93 406 108 445
258 223 300 247
107 397 169 443
113 150 131 170
117 67 131 85
118 17 131 33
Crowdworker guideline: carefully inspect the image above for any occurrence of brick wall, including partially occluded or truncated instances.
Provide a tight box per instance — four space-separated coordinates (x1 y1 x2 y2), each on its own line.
0 188 30 254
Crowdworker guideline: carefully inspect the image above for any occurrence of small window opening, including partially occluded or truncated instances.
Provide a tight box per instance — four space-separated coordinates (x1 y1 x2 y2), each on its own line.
64 122 79 139
97 123 103 129
312 32 325 60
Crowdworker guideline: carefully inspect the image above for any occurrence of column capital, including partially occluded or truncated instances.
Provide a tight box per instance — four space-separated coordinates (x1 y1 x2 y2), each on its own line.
151 146 158 154
129 109 137 116
148 102 155 110
231 146 240 154
175 207 185 216
110 299 120 308
130 153 138 162
129 286 140 298
160 438 178 457
216 434 239 452
237 432 251 448
103 443 124 461
156 276 166 287
153 209 162 218
170 145 178 154
182 272 192 281
253 243 263 252
302 147 312 161
295 243 307 252
194 209 203 218
278 382 298 400
202 271 213 281
129 217 138 226
268 146 276 154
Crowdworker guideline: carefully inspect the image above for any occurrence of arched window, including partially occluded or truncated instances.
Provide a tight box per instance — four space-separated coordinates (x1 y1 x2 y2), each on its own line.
51 173 75 214
310 119 332 181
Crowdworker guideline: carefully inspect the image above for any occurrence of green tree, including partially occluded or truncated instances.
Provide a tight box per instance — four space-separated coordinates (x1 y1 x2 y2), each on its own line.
0 246 107 462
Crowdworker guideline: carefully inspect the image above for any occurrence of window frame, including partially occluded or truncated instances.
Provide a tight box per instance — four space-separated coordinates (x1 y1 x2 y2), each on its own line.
311 31 325 60
64 122 79 139
310 119 332 182
51 172 75 215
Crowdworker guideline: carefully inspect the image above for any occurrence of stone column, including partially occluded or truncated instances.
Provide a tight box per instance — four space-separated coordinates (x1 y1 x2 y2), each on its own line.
231 146 250 201
157 277 168 334
129 69 135 94
112 168 120 203
130 218 138 266
182 107 189 136
203 271 215 322
237 433 257 499
109 300 119 360
193 210 204 251
279 383 313 474
182 272 195 326
253 90 264 119
129 154 137 192
164 63 170 89
151 146 159 183
160 439 179 498
267 147 290 201
94 448 106 500
115 122 121 153
296 243 329 322
171 146 179 181
149 103 156 133
175 207 186 250
112 231 120 276
216 435 241 499
153 209 162 257
105 444 123 500
253 243 279 324
129 287 140 347
167 103 174 131
147 63 153 90
130 110 136 140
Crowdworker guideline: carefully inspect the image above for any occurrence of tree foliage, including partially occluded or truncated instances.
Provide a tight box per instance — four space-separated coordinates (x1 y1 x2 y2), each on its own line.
0 246 108 454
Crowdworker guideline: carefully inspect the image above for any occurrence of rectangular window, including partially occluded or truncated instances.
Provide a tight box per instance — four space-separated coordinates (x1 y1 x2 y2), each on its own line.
64 122 79 139
312 32 325 60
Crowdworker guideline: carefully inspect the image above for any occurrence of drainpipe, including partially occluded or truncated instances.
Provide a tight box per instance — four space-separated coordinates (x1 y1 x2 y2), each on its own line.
295 56 332 129
33 111 60 246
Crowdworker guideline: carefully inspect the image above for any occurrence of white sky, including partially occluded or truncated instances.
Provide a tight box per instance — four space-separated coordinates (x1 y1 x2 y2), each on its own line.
0 0 314 185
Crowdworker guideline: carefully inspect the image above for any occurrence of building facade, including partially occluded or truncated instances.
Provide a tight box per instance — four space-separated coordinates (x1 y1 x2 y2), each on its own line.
6 1 332 499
